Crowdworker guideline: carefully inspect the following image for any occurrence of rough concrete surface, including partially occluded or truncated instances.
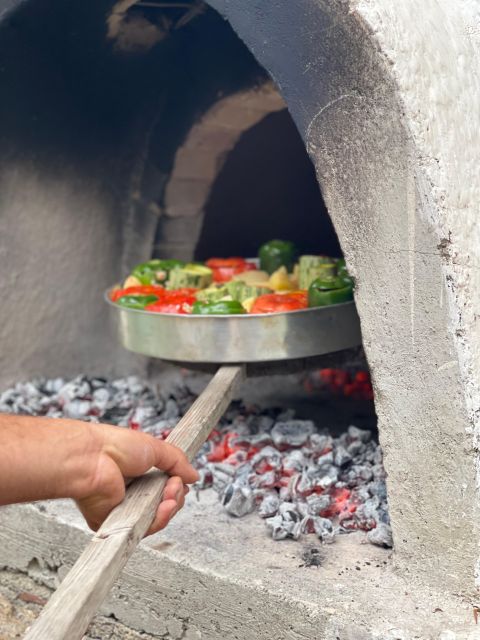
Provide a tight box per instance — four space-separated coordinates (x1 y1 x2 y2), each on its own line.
0 568 158 639
0 495 478 640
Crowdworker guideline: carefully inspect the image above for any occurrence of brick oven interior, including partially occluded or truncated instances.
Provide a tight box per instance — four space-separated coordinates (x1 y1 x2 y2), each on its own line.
0 0 479 638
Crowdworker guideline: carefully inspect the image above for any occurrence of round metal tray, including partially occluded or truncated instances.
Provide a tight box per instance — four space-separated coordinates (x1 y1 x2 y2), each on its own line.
106 290 362 364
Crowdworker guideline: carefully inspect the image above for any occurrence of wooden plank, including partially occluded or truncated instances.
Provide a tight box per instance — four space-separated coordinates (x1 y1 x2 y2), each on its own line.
24 364 245 640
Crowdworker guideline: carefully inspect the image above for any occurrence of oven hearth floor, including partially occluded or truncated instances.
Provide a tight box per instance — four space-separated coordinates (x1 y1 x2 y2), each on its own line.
0 492 474 640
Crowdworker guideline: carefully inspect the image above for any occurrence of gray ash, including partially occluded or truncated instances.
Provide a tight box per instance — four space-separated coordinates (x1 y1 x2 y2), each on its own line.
0 374 391 548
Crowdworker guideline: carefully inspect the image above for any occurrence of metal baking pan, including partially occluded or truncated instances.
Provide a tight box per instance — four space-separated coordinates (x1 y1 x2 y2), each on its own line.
106 290 362 364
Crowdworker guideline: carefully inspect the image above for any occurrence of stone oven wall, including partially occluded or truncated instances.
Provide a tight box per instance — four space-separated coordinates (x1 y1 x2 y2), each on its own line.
0 0 269 385
0 0 479 603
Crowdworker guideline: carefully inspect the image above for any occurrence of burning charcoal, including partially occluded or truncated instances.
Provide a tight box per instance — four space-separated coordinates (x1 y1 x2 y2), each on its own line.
312 465 339 490
377 507 390 525
278 501 300 521
111 390 135 411
250 446 283 471
282 449 307 474
271 420 315 449
251 469 277 490
246 433 273 448
333 444 352 467
314 451 334 467
128 405 158 430
352 465 374 482
224 450 248 466
256 415 275 433
353 485 371 502
309 433 332 452
213 462 236 477
258 491 280 518
143 418 175 437
229 416 251 436
373 447 383 465
1 372 389 548
348 425 371 443
312 517 335 543
57 377 91 404
296 501 309 519
162 398 180 420
355 496 380 520
362 442 377 462
233 462 253 483
195 467 213 490
347 440 365 456
222 483 255 517
46 408 63 418
369 479 388 501
207 463 234 492
276 408 296 422
265 515 290 540
91 387 111 413
63 399 92 419
305 493 332 516
90 377 107 388
124 376 146 395
367 523 393 548
372 463 386 479
0 389 16 406
268 512 302 540
289 471 313 498
44 378 65 394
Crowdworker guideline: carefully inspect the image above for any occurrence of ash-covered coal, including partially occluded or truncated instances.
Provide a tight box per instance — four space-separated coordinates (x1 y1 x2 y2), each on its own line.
0 374 391 548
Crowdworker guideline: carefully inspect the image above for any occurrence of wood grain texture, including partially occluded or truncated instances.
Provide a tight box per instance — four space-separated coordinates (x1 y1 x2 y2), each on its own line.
23 364 245 640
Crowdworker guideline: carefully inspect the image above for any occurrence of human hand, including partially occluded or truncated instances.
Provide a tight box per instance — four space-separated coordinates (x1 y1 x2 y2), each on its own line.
0 415 199 536
74 422 199 535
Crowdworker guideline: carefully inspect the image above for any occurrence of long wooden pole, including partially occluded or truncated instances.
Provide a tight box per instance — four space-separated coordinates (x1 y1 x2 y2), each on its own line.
24 364 245 640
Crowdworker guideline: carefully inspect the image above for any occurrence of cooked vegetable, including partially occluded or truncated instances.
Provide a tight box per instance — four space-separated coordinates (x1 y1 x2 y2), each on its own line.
225 280 272 303
123 275 142 289
250 292 308 314
195 284 228 303
232 269 270 286
132 259 184 285
110 285 164 302
268 266 295 291
113 242 352 316
259 240 297 275
191 300 246 315
167 264 213 290
308 276 353 307
145 290 196 314
242 297 256 313
206 257 257 283
117 294 159 310
298 255 337 290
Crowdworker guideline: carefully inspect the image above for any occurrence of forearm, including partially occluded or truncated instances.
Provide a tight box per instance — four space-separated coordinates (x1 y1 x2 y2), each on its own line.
0 414 98 505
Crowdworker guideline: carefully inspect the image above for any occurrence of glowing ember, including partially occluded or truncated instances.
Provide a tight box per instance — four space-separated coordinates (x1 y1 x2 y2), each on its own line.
305 368 374 401
0 374 391 548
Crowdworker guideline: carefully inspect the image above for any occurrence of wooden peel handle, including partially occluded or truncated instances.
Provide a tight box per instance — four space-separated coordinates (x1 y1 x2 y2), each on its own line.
24 364 245 640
